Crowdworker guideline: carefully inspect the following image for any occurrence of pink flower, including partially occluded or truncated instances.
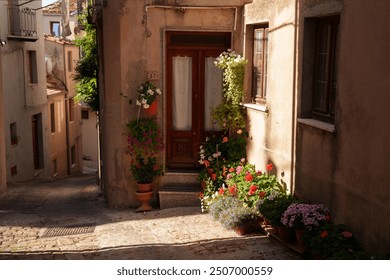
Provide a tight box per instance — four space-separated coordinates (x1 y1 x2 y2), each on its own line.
341 231 353 238
236 165 243 174
226 174 232 179
237 129 243 135
256 170 263 176
248 185 257 196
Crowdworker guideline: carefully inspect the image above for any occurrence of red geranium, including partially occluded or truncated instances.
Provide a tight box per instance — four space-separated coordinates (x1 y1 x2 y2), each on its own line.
248 185 258 196
320 231 328 238
266 163 273 171
259 191 266 198
218 188 224 195
228 185 237 195
229 167 235 172
211 173 217 181
245 173 253 182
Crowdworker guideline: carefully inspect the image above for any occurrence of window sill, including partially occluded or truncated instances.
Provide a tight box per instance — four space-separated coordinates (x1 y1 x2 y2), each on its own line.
297 118 336 133
241 103 268 113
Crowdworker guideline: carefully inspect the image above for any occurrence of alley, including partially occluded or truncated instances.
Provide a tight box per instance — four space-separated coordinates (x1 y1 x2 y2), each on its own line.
0 175 300 260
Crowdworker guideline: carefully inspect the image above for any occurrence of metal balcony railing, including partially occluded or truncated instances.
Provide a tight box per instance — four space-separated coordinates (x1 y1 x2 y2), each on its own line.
7 5 38 41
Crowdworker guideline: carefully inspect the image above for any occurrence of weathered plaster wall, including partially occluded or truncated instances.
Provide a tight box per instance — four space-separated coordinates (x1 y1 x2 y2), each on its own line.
243 0 296 190
296 0 390 254
0 37 5 195
101 0 244 207
1 1 51 182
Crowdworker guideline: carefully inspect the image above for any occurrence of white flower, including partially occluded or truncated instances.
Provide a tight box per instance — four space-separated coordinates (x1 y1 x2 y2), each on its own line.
142 99 147 104
198 159 204 164
200 154 205 160
136 100 141 106
200 149 205 154
156 88 162 95
205 137 210 142
143 104 150 109
139 86 143 91
208 156 212 161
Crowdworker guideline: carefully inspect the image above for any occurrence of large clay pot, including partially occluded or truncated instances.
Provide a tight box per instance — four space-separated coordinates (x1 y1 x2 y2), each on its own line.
137 183 153 193
135 191 153 212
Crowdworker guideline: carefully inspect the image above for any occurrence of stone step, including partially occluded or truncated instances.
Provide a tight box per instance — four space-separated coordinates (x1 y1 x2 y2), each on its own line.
158 183 202 209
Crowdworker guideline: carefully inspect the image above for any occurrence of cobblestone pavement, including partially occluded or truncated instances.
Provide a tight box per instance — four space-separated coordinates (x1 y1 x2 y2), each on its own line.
0 175 301 260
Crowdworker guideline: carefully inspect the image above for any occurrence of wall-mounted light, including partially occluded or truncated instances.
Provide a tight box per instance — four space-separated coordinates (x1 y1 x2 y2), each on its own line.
0 39 6 47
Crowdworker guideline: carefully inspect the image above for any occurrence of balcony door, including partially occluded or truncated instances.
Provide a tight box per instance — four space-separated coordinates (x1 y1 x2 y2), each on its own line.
166 32 230 170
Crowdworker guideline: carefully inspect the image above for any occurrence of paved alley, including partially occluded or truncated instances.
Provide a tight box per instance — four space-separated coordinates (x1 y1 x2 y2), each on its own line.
0 175 300 260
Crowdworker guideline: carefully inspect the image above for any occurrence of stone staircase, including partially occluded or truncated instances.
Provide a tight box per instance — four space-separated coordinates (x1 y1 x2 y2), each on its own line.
158 172 202 209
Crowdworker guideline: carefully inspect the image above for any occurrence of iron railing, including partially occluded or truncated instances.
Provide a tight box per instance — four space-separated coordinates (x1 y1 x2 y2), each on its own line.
7 5 37 39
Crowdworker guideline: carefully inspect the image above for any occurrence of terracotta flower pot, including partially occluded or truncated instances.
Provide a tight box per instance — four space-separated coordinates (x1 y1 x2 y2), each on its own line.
144 100 158 116
135 191 153 212
137 183 153 193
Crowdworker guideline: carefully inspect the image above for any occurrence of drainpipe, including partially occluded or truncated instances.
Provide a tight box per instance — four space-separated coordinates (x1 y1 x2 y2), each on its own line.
290 0 299 194
63 46 71 175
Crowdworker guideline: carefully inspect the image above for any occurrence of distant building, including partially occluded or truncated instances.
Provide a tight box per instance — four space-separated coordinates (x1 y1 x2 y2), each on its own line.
45 36 83 177
42 0 80 40
0 0 50 185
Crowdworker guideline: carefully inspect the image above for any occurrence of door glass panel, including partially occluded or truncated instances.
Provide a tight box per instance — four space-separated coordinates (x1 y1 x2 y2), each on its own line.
172 56 192 130
204 57 223 131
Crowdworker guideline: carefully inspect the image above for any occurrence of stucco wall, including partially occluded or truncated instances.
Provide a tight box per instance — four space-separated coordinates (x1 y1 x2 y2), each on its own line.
100 0 244 207
243 0 296 190
0 38 6 194
43 14 77 40
295 0 390 254
1 1 51 182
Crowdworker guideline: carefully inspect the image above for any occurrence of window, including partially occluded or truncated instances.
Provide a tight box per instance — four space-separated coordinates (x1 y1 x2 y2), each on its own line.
28 50 38 84
67 51 73 71
50 103 55 133
302 15 339 123
69 98 74 122
252 26 269 103
50 21 60 37
10 122 18 145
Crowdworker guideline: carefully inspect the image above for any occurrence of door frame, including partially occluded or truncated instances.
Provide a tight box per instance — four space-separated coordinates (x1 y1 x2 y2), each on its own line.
164 31 232 171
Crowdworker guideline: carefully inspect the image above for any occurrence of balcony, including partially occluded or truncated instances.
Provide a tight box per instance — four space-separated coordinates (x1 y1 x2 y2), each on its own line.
7 6 38 41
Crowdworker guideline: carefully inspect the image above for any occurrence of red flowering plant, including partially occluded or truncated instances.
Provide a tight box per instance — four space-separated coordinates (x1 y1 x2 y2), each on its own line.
126 117 164 183
225 161 283 208
303 224 368 259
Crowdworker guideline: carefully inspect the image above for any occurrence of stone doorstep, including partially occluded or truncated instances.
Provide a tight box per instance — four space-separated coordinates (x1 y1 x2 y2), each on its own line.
158 183 202 209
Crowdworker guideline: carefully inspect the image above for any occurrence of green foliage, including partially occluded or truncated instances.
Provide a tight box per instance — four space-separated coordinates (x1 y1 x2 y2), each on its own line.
257 194 300 226
303 224 369 259
126 117 164 183
213 50 247 133
74 12 99 111
130 157 163 184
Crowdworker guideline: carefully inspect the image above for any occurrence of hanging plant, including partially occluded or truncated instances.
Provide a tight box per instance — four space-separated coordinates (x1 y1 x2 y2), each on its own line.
213 50 247 133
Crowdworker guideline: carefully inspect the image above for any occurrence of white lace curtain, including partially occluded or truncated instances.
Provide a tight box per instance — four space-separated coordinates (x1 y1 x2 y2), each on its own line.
173 56 192 130
172 56 223 131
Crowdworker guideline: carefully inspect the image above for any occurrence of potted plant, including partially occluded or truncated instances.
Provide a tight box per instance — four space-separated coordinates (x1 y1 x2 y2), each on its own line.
303 223 367 259
281 203 330 251
257 192 299 241
127 117 164 211
136 81 162 116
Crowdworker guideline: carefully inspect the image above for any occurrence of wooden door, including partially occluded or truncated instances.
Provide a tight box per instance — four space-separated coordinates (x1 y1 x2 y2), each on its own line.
166 32 229 170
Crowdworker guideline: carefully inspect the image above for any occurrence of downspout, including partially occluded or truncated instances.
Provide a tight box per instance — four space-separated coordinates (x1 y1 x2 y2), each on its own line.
290 0 299 194
63 46 71 175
